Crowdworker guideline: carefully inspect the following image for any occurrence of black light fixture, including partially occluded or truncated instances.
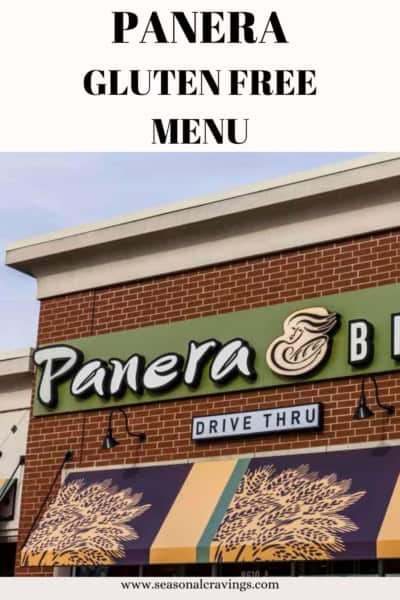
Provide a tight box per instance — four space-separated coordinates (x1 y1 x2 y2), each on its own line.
102 407 146 449
102 429 119 450
353 375 395 420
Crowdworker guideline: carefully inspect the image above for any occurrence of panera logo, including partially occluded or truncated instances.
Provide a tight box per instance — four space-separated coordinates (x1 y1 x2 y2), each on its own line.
266 308 339 377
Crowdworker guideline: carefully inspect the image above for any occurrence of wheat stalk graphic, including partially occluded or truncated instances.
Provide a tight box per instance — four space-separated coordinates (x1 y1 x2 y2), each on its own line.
21 479 151 567
211 465 365 562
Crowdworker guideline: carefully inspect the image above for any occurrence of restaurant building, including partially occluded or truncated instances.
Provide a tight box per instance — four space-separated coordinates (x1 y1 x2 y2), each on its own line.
6 154 400 577
0 349 32 576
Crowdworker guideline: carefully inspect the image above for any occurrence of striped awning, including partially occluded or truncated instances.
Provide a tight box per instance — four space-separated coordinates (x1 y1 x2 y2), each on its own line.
0 479 6 498
20 446 400 567
0 478 16 502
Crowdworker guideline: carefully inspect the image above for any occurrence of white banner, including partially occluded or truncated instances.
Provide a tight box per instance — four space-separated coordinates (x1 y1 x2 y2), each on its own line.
192 403 322 440
0 1 400 150
1 577 400 597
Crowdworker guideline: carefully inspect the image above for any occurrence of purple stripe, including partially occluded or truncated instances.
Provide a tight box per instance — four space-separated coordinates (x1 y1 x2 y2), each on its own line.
66 462 191 565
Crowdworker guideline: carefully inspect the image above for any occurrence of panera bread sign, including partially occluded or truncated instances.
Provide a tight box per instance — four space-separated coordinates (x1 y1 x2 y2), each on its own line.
33 283 400 416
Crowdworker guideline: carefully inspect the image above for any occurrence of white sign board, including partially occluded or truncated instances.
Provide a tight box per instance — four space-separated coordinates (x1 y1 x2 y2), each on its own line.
192 403 322 441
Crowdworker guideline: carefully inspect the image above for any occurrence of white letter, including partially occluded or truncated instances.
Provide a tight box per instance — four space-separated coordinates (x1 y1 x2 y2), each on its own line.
143 353 182 390
71 360 108 398
348 320 374 366
184 340 218 387
392 314 400 360
34 345 80 407
109 356 143 395
210 339 255 383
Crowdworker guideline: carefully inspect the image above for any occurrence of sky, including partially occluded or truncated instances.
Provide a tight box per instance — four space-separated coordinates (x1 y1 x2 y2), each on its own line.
0 152 368 351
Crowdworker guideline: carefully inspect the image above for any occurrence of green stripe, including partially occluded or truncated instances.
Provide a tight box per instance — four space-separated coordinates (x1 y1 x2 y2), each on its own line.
196 458 250 563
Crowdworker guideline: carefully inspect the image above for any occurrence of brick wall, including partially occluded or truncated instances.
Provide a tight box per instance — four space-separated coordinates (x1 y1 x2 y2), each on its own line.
15 229 400 575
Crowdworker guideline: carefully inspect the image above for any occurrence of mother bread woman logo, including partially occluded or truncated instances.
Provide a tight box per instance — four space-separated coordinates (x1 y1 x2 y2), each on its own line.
266 307 339 376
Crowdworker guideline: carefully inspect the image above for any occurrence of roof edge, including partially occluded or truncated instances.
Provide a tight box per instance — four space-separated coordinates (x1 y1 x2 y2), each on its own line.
5 153 396 254
0 348 34 378
6 153 400 299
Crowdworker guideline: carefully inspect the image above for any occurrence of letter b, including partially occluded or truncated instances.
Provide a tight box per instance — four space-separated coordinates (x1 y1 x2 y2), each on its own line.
348 320 374 366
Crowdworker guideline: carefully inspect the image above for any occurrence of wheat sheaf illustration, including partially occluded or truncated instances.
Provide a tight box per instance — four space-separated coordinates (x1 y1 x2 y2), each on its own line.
20 479 151 567
211 465 365 562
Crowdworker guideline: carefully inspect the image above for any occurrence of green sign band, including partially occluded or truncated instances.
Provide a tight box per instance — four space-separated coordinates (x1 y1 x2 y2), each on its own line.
33 283 400 416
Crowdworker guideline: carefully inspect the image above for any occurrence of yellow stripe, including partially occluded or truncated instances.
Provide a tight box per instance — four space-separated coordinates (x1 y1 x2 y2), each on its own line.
377 474 400 558
150 460 237 564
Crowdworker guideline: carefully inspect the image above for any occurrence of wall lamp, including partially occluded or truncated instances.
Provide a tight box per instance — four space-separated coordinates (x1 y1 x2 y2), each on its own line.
353 375 395 420
102 407 146 449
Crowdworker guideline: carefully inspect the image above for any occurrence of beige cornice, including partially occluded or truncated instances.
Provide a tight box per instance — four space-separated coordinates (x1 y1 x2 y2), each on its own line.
5 153 400 299
0 348 33 379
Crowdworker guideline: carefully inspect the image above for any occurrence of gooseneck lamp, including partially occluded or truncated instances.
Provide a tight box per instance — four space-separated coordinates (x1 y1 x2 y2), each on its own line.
353 375 395 420
102 407 146 449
